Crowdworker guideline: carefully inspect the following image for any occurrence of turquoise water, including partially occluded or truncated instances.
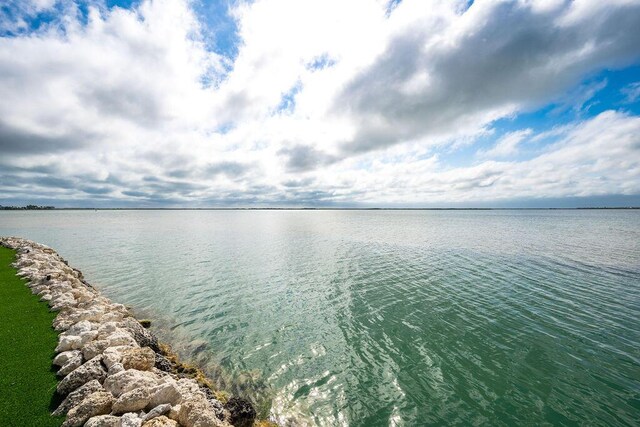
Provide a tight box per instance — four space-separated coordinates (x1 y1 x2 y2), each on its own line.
1 210 639 426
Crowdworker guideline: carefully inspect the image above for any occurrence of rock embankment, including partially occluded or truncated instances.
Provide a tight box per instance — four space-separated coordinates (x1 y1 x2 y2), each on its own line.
0 237 257 427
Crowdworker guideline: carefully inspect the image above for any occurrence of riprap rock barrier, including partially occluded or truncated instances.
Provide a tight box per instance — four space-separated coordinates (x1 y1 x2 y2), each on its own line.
0 237 257 427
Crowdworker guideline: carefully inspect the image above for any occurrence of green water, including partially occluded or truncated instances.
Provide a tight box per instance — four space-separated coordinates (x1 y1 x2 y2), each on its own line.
1 210 639 426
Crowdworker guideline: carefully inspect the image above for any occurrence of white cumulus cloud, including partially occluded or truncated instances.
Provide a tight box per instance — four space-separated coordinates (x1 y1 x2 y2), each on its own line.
0 0 639 206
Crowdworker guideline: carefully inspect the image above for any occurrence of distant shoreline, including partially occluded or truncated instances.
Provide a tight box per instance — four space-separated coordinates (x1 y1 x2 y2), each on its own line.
2 207 639 211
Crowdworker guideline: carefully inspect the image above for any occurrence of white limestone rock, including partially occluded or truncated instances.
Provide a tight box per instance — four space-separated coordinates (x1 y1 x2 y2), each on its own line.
121 412 144 427
65 320 93 336
55 335 82 352
168 404 181 422
143 403 172 421
109 362 126 375
53 350 81 367
102 346 132 369
82 339 110 360
121 347 156 371
84 415 121 427
57 356 107 395
148 382 182 408
106 330 139 348
97 322 119 339
50 293 77 311
142 416 179 427
62 391 114 427
52 379 104 416
113 387 152 414
103 369 161 398
178 399 226 427
79 329 99 345
176 378 207 402
57 351 83 377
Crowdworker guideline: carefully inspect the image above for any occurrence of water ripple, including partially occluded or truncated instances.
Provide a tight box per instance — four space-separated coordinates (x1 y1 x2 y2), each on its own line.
1 209 639 426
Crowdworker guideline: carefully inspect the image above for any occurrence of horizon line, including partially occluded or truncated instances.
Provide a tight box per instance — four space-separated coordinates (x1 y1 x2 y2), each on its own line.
2 207 640 211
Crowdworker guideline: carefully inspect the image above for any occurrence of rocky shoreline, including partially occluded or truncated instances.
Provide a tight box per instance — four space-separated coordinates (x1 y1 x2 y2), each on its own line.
0 237 259 427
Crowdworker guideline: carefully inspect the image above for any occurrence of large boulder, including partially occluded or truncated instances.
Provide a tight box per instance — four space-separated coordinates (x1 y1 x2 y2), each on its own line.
79 329 99 345
120 317 161 352
62 391 114 427
109 362 125 375
112 386 151 414
105 330 139 348
102 345 132 369
84 415 121 427
148 382 182 407
82 339 110 360
55 335 82 352
50 293 77 311
142 416 178 427
168 404 181 422
57 357 107 395
178 399 226 427
143 403 172 421
53 350 81 367
97 322 119 339
57 351 83 377
175 378 205 402
103 369 160 397
121 347 156 371
121 412 144 427
52 379 104 416
65 320 93 336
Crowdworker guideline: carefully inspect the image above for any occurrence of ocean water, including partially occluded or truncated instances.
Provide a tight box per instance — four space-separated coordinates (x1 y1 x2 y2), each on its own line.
1 209 639 426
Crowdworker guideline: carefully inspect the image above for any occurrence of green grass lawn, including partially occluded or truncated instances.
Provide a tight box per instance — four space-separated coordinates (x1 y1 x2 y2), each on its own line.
0 246 64 426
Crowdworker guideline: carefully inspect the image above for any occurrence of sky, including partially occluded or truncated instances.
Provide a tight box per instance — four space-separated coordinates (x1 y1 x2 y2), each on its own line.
1 0 640 208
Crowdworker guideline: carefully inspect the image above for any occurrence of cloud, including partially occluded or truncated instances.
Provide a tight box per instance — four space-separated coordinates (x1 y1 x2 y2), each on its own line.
320 111 640 204
549 78 608 116
0 122 90 154
204 161 251 178
0 0 59 34
334 0 640 155
622 82 640 103
478 129 533 159
0 0 639 206
278 145 337 172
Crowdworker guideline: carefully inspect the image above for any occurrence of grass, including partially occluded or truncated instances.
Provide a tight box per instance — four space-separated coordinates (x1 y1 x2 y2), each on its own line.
0 246 64 426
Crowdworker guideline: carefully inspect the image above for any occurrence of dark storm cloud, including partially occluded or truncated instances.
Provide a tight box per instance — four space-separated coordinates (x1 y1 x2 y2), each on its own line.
335 1 640 154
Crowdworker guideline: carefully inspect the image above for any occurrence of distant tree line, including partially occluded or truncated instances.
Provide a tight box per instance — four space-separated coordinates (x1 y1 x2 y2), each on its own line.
0 205 55 210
